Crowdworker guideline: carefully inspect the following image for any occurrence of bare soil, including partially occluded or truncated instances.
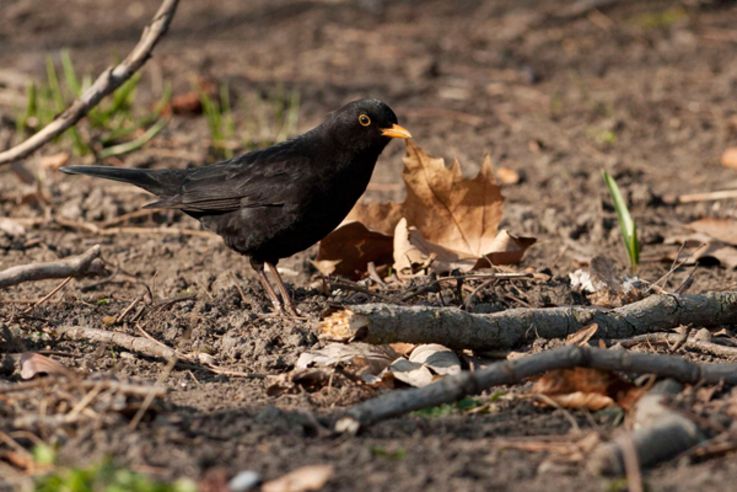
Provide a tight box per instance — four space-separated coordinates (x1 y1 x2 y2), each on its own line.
2 0 737 490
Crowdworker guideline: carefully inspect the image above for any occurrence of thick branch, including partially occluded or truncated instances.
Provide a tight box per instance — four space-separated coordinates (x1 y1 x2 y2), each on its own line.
0 245 105 288
0 0 179 165
335 345 737 433
320 292 737 350
588 380 704 475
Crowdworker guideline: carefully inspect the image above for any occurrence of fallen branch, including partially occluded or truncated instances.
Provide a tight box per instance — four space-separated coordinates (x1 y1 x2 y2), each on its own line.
0 0 179 165
588 380 705 475
0 245 105 288
320 292 737 350
335 345 737 433
54 325 262 379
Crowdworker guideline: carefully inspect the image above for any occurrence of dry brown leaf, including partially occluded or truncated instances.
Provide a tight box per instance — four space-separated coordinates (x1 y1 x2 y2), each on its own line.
262 465 334 492
322 140 534 278
721 147 737 170
688 217 737 246
393 218 534 276
667 232 737 269
19 353 72 379
401 141 504 256
544 392 614 411
532 367 638 411
564 323 599 346
314 221 393 279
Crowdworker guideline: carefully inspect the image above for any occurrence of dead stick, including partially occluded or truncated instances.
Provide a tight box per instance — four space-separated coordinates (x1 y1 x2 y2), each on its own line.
55 325 176 359
320 292 737 350
0 245 104 288
588 380 704 475
335 345 737 433
0 0 179 165
619 333 737 358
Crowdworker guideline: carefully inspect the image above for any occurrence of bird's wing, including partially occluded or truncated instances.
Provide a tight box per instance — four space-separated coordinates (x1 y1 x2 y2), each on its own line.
148 146 308 212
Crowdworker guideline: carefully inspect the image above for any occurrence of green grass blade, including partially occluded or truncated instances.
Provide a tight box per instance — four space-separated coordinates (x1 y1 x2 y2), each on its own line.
99 118 167 159
45 55 65 111
60 49 81 96
603 170 639 269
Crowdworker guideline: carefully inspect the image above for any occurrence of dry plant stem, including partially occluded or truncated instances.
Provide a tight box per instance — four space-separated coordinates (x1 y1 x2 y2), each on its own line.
56 325 176 359
0 245 104 288
53 325 262 378
0 0 179 165
322 292 737 350
55 217 217 239
0 378 167 396
619 333 737 358
588 380 704 475
335 346 737 433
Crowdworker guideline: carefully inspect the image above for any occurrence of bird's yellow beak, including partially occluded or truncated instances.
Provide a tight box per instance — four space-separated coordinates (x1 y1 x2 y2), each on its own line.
381 124 412 140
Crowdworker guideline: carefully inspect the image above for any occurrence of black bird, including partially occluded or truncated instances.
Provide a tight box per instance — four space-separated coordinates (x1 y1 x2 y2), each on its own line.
62 98 411 316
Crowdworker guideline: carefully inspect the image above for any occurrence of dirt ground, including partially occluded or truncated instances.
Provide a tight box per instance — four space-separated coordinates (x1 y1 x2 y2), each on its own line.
3 0 737 490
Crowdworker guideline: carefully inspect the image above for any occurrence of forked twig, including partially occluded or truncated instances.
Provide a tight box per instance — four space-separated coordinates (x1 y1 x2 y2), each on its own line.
0 0 180 165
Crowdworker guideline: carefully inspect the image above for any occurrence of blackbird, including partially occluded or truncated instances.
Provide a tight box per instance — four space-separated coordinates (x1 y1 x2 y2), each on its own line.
61 98 411 316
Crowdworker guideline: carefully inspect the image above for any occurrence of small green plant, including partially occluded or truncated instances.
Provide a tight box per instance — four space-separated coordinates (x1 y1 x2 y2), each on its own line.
370 446 407 460
412 396 482 418
16 50 169 158
603 170 640 270
35 460 196 492
200 84 300 159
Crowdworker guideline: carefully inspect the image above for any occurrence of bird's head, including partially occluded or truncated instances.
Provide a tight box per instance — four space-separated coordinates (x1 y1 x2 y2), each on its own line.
325 98 411 152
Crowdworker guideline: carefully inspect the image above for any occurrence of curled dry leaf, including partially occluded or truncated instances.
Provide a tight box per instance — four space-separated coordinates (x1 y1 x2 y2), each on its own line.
319 140 535 278
532 367 639 411
688 217 737 246
666 232 737 269
388 358 435 387
296 342 398 377
313 221 393 279
262 464 334 492
389 344 461 387
408 344 462 376
19 352 72 379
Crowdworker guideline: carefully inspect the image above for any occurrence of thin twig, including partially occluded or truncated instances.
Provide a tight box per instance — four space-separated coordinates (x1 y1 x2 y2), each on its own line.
21 276 72 313
0 0 180 165
0 245 104 288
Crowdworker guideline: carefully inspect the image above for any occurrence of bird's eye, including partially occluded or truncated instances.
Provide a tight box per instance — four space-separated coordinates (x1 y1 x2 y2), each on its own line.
358 114 371 127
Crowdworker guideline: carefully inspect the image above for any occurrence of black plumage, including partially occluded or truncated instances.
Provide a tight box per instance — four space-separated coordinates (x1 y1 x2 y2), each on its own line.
61 98 411 315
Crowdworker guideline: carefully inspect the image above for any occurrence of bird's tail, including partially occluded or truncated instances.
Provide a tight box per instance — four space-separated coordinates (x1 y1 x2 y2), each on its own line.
60 165 180 197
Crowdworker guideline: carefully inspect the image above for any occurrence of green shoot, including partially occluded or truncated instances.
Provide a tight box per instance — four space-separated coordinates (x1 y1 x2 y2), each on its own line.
15 50 164 158
603 170 639 270
34 460 196 492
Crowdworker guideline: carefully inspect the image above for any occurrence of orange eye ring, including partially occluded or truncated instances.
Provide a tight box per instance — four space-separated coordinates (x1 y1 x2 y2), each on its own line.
358 114 371 126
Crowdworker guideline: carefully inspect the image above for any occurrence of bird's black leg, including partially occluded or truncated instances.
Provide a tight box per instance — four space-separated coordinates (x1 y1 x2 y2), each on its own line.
265 262 301 318
250 258 283 314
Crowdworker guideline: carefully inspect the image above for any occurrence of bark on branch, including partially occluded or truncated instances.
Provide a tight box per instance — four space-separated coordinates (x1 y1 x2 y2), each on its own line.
320 292 737 350
335 345 737 433
0 245 105 288
0 0 179 165
588 379 705 475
